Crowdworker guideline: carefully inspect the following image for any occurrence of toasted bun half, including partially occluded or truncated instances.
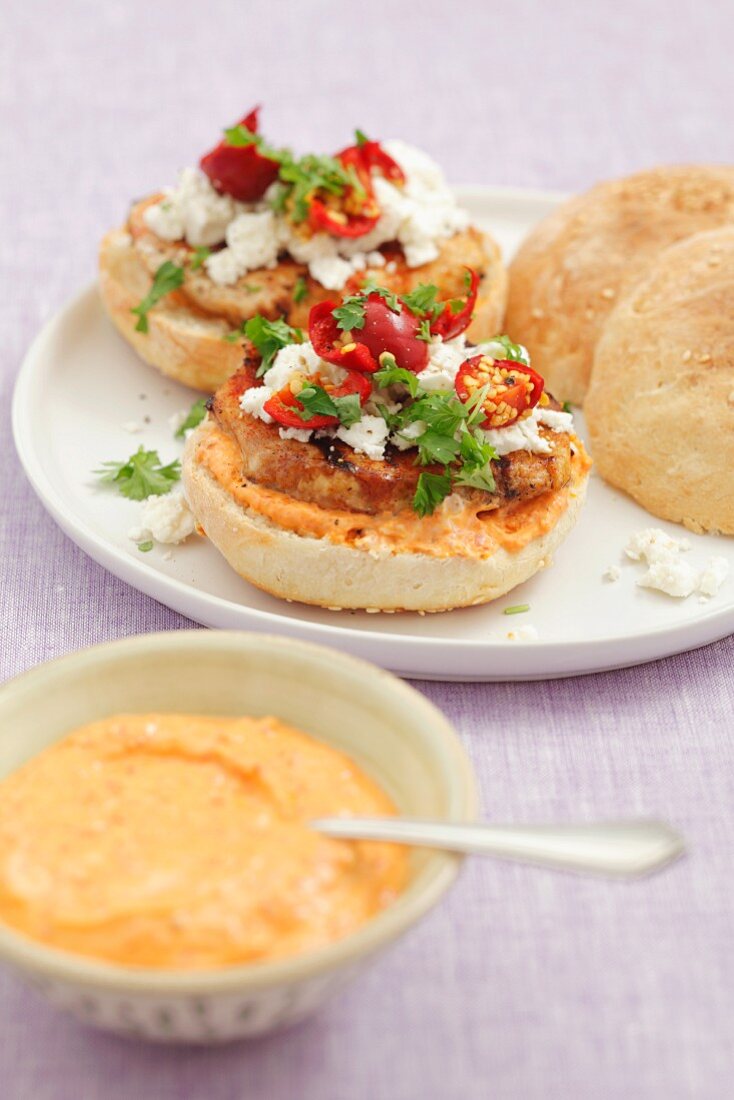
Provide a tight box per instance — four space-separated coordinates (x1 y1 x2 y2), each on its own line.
505 165 734 405
100 212 508 394
586 227 734 535
182 421 589 612
99 228 244 392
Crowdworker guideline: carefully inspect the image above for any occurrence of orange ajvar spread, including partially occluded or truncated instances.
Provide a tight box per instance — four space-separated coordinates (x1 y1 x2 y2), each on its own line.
195 424 592 559
0 714 407 968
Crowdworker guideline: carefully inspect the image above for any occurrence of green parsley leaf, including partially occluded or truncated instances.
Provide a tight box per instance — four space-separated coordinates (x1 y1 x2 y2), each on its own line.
95 447 181 501
131 262 184 334
562 400 573 414
293 276 308 304
137 540 154 553
406 392 468 438
243 283 263 294
276 153 357 223
374 402 403 432
333 295 367 332
374 362 420 397
416 429 461 466
174 397 207 439
503 604 530 615
361 280 401 313
243 315 303 375
402 283 441 319
294 385 363 428
331 394 363 427
355 128 369 146
413 471 452 517
223 125 261 148
486 335 530 366
416 318 432 342
190 246 211 271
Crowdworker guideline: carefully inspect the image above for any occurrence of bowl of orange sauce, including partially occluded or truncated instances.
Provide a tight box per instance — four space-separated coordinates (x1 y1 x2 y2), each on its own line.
0 631 476 1042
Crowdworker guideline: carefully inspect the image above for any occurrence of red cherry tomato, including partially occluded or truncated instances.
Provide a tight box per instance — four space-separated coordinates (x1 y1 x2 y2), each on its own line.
200 107 280 203
357 294 429 374
455 355 545 430
263 370 372 430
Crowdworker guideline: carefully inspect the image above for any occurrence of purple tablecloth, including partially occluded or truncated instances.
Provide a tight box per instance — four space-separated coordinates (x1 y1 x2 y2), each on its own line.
2 1 733 1096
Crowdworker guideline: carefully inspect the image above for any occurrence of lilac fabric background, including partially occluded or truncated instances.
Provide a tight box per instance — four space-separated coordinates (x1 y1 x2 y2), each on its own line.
1 1 733 1096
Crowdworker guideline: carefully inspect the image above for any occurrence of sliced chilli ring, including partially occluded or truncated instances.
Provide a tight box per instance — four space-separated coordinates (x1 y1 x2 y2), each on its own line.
455 355 545 430
263 370 373 430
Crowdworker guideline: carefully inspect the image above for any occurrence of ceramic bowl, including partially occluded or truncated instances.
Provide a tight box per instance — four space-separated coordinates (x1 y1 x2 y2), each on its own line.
0 631 477 1042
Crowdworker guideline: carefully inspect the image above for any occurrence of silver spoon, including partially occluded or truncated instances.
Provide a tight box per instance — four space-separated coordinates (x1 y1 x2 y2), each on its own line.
311 818 685 877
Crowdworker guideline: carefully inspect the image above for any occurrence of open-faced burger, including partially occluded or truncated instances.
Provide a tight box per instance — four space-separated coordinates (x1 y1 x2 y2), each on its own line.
99 109 507 393
182 273 591 612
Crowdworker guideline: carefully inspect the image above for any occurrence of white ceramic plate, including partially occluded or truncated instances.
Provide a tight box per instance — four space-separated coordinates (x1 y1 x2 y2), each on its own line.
12 187 734 680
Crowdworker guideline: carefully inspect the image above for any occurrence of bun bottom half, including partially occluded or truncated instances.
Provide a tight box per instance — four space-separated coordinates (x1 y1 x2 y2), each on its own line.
183 423 589 613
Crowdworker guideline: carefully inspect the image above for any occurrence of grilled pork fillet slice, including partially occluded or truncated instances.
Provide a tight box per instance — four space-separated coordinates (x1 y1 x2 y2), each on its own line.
209 361 573 517
128 199 506 337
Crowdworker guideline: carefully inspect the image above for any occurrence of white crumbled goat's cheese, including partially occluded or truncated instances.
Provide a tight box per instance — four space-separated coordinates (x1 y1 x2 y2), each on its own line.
143 141 470 290
336 415 390 460
205 210 281 285
128 490 196 545
624 528 729 599
697 556 730 597
239 336 575 462
142 167 241 248
603 565 621 582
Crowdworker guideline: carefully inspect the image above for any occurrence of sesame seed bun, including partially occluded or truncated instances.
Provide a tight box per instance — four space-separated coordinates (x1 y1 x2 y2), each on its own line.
505 166 734 404
586 226 734 534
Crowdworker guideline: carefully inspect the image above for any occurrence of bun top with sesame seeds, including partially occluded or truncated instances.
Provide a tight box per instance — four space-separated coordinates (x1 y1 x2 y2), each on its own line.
505 165 734 405
586 226 734 535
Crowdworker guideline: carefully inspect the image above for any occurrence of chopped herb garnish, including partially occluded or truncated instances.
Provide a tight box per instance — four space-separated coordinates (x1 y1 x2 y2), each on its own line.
503 604 530 615
190 246 211 271
562 400 573 413
174 397 207 439
486 335 530 366
293 276 308 304
417 318 432 342
374 361 420 396
402 283 442 320
243 315 304 375
413 471 453 517
137 540 154 553
416 429 461 466
333 295 367 332
95 447 181 501
131 262 184 333
223 125 261 148
243 283 263 294
294 385 362 428
273 153 359 223
361 280 401 313
355 128 369 146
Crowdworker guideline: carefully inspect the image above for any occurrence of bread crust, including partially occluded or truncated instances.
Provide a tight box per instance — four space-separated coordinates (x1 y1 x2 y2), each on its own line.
182 421 589 612
505 165 734 404
586 227 734 535
100 201 508 393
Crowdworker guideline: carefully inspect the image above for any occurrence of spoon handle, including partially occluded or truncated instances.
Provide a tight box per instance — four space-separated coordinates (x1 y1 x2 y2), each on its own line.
311 818 685 877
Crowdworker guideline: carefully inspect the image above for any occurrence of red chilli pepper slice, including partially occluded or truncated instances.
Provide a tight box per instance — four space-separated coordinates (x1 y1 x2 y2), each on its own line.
307 138 402 240
355 140 406 185
308 199 380 239
263 370 372 429
430 269 480 341
455 355 545 430
200 107 280 203
308 300 379 373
